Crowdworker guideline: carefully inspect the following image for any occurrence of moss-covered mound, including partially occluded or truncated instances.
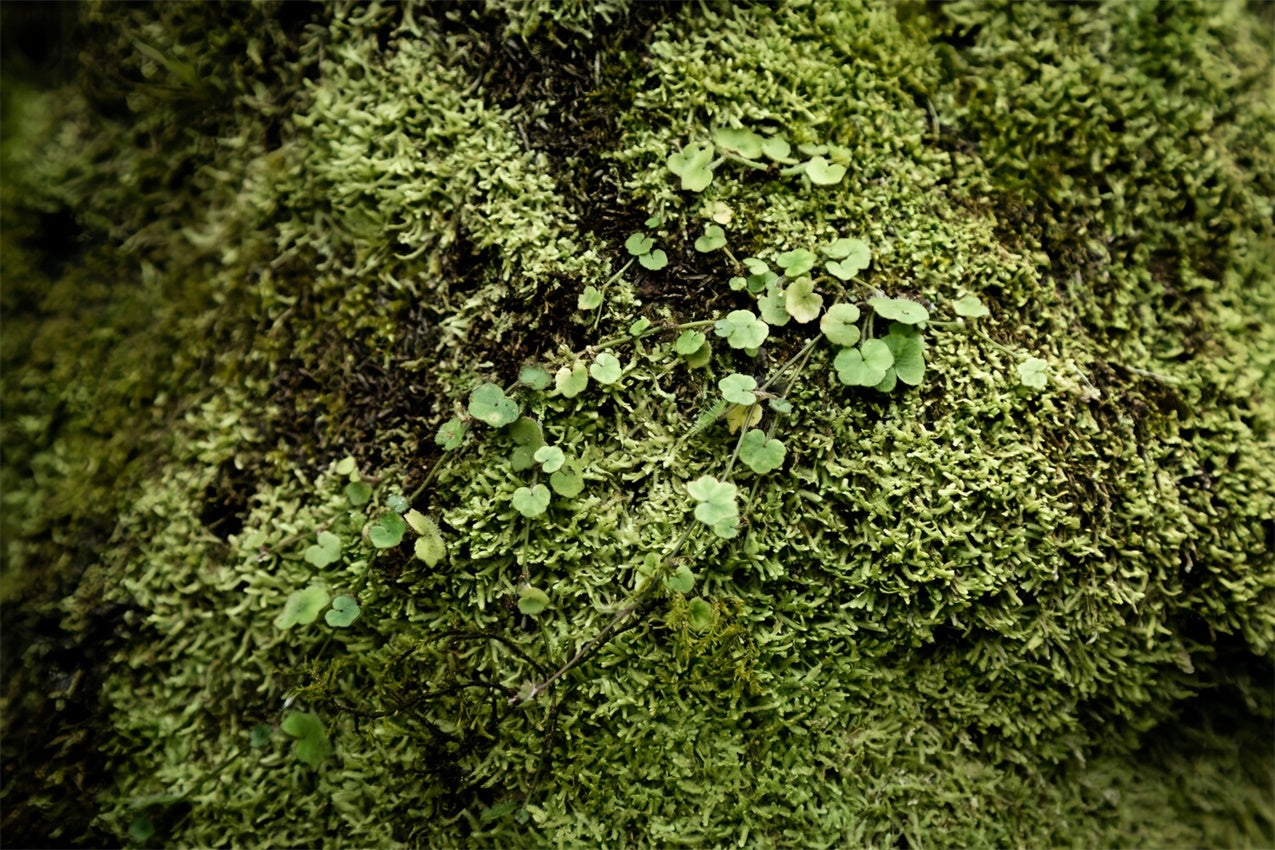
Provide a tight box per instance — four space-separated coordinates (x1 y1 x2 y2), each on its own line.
3 2 1272 846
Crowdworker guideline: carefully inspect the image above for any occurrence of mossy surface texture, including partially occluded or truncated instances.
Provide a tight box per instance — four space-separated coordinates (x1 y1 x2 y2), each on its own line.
2 1 1272 846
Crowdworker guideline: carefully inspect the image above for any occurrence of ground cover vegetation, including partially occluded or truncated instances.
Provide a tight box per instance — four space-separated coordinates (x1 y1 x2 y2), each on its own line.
1 1 1272 846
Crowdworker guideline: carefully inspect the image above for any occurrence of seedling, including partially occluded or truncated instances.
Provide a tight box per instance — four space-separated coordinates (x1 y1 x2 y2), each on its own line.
714 310 769 350
303 531 342 569
508 417 546 472
344 480 372 506
512 484 551 518
578 286 603 310
760 136 795 163
804 156 846 185
820 303 862 346
549 463 585 498
274 585 330 630
953 294 990 318
869 297 929 325
884 324 926 386
667 141 715 192
625 233 654 256
519 364 553 389
518 585 550 615
687 475 739 539
784 277 823 323
324 595 360 628
718 373 758 406
738 429 786 474
555 362 589 398
589 352 623 384
713 126 764 159
405 509 447 566
468 383 520 427
776 249 817 276
280 711 331 769
725 403 763 434
834 339 895 387
687 597 714 631
695 225 727 253
533 445 566 473
435 416 466 450
823 237 872 280
367 512 406 549
757 281 791 328
1018 357 1049 389
664 563 696 594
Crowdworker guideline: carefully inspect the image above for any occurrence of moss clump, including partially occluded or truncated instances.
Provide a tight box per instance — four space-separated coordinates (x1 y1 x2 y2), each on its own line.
2 1 1272 847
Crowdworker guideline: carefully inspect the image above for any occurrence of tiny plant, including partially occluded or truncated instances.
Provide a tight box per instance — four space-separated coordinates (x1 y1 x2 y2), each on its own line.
687 475 739 539
714 310 769 351
274 585 330 630
303 531 341 569
1018 357 1049 389
512 484 551 518
280 711 331 769
324 595 360 628
468 383 520 428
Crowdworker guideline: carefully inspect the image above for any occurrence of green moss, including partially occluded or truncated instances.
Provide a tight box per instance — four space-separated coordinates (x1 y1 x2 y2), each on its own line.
3 1 1272 847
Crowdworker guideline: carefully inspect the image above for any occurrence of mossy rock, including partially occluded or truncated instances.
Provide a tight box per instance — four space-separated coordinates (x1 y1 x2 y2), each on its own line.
2 1 1272 847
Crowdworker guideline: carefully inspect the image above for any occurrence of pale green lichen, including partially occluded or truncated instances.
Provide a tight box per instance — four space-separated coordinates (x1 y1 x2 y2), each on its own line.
2 1 1272 848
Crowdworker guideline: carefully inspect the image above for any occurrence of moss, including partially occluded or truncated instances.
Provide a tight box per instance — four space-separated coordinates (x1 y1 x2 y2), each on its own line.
2 1 1272 847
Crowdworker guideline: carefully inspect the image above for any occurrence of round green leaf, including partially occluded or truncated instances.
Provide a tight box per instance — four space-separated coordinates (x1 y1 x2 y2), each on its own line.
639 249 668 271
823 238 872 280
368 512 407 549
664 563 696 594
667 141 714 192
512 484 551 518
757 281 791 328
687 475 739 538
885 324 926 386
468 382 521 427
687 597 714 631
805 155 846 185
519 364 553 390
833 339 895 387
334 456 357 476
274 585 331 630
761 136 795 163
776 249 818 276
714 309 769 350
625 233 654 256
742 258 770 276
533 445 566 473
344 480 372 506
325 595 360 628
718 373 758 406
518 585 550 615
281 711 331 769
953 294 990 318
590 352 623 384
1018 357 1049 389
674 330 707 356
820 303 862 347
869 297 929 325
695 224 727 253
549 463 585 498
555 363 589 398
577 285 603 311
303 531 342 569
738 429 786 474
713 126 764 159
435 416 466 451
411 514 446 567
784 277 824 323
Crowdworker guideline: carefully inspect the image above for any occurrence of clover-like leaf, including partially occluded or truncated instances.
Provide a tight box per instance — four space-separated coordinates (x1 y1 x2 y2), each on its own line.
549 462 585 498
769 397 793 414
533 445 566 473
638 249 668 271
577 285 603 310
645 214 664 228
625 233 654 256
344 480 372 506
368 511 407 549
555 363 589 398
805 156 846 185
281 711 332 769
687 597 714 631
869 297 929 325
761 136 795 163
742 257 770 277
303 531 342 569
274 585 331 630
468 382 520 427
385 493 408 513
509 417 546 472
1018 357 1049 389
687 475 739 539
518 586 550 615
833 339 895 387
714 309 769 350
820 303 862 347
630 317 653 336
512 484 551 518
784 277 824 323
718 373 758 406
739 429 786 474
667 141 714 192
823 238 872 280
702 200 732 224
519 364 552 390
409 512 446 567
695 225 727 253
713 126 764 159
953 294 990 318
334 456 357 476
664 563 696 594
685 339 712 369
325 595 361 628
435 416 466 450
885 323 926 386
590 352 623 384
674 330 707 356
875 369 898 393
776 249 818 277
